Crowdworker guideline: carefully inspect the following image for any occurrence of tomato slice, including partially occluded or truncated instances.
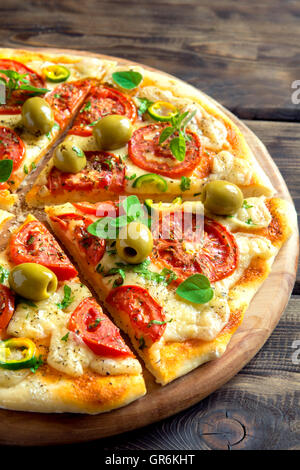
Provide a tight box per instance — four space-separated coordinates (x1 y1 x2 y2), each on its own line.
153 215 238 283
106 285 165 343
50 213 106 267
0 285 15 330
0 126 25 172
0 59 46 115
128 123 208 179
45 79 91 128
69 85 137 137
73 201 119 217
47 151 125 194
69 297 134 358
9 219 77 281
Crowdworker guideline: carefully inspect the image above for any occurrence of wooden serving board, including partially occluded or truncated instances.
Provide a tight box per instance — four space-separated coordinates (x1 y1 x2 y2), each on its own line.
0 48 298 446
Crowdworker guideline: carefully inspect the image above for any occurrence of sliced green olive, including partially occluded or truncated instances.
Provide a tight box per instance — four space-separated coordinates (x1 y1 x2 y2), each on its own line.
22 97 54 134
201 180 243 215
116 222 153 264
9 263 58 302
53 142 87 173
93 114 133 150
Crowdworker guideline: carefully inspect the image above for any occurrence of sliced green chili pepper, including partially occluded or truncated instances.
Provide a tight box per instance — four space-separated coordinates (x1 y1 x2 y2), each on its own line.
132 173 168 192
148 101 178 122
0 338 38 370
43 65 70 83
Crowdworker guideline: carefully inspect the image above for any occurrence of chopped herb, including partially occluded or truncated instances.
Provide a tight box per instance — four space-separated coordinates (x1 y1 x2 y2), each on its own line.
147 319 173 327
57 285 74 310
23 164 28 174
107 260 177 286
80 100 91 113
242 200 254 209
138 336 147 350
54 93 61 99
72 145 85 157
87 318 102 330
0 265 9 284
137 97 153 116
0 159 13 183
180 176 191 192
27 235 35 245
31 162 36 170
125 173 137 181
61 332 70 342
30 355 44 373
246 218 254 225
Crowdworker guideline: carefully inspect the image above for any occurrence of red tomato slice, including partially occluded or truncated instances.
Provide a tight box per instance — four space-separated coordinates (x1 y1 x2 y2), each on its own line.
0 59 46 115
69 85 137 137
0 285 15 330
50 213 106 267
153 215 238 283
9 219 77 281
47 151 125 194
73 201 119 217
0 126 25 171
106 285 165 343
128 123 208 179
69 297 134 358
45 79 91 128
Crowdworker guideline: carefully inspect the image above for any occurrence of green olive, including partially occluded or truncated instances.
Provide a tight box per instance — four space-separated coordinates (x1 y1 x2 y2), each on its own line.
116 222 153 264
201 180 243 215
93 114 133 150
9 263 58 302
53 142 87 173
21 97 54 134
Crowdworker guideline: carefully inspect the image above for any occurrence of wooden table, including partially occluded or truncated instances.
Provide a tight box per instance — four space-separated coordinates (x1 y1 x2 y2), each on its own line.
1 0 299 450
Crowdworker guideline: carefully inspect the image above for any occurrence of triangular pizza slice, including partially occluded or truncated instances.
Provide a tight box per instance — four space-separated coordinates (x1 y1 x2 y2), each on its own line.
46 194 295 385
0 49 110 209
0 213 145 413
27 61 274 207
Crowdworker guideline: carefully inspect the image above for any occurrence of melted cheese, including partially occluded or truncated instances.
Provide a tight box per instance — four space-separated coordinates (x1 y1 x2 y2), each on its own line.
212 150 253 186
213 197 272 230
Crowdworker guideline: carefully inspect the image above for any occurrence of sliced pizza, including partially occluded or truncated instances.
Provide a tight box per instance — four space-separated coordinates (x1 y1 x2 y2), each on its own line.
46 194 295 385
27 61 274 207
0 49 112 208
0 213 145 413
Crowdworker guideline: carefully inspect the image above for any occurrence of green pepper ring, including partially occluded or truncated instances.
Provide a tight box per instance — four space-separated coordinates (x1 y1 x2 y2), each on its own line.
147 101 178 122
43 64 71 83
132 173 168 192
0 338 38 370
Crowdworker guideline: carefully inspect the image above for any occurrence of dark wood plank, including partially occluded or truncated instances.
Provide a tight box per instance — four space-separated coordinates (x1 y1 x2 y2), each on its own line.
26 296 300 450
0 0 299 120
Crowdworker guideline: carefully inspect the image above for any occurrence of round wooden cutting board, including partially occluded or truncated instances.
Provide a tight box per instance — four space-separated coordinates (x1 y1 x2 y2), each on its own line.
0 48 298 446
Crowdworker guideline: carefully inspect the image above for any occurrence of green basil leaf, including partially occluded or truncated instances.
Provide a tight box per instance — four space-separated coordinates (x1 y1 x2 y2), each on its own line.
159 126 174 145
0 159 13 182
176 274 214 304
122 195 145 221
87 217 117 239
180 176 191 192
112 70 143 90
170 135 186 161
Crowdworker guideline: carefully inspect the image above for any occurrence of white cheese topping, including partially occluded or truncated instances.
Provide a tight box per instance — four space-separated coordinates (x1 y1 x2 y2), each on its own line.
212 150 253 186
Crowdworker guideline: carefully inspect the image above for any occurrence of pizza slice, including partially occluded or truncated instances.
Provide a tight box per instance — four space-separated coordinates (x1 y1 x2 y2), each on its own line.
0 49 110 208
26 61 274 207
46 194 295 385
0 214 145 413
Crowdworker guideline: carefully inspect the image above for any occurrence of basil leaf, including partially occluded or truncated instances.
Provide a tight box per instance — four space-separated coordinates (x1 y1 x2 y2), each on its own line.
112 71 143 90
159 126 174 145
170 135 186 161
242 200 253 209
0 159 13 182
57 285 74 310
88 217 118 239
176 274 214 304
123 195 145 221
0 265 9 284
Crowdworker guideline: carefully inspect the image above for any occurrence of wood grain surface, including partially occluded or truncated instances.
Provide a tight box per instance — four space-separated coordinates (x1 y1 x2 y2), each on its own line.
0 0 299 450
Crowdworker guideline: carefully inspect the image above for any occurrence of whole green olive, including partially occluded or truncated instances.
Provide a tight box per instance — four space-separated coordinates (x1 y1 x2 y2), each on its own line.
9 263 58 301
116 222 153 264
201 180 244 215
53 141 87 173
21 97 54 134
93 114 133 150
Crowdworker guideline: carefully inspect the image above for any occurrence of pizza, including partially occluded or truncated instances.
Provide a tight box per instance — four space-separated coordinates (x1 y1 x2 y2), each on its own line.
26 60 274 207
0 213 145 413
0 47 295 414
